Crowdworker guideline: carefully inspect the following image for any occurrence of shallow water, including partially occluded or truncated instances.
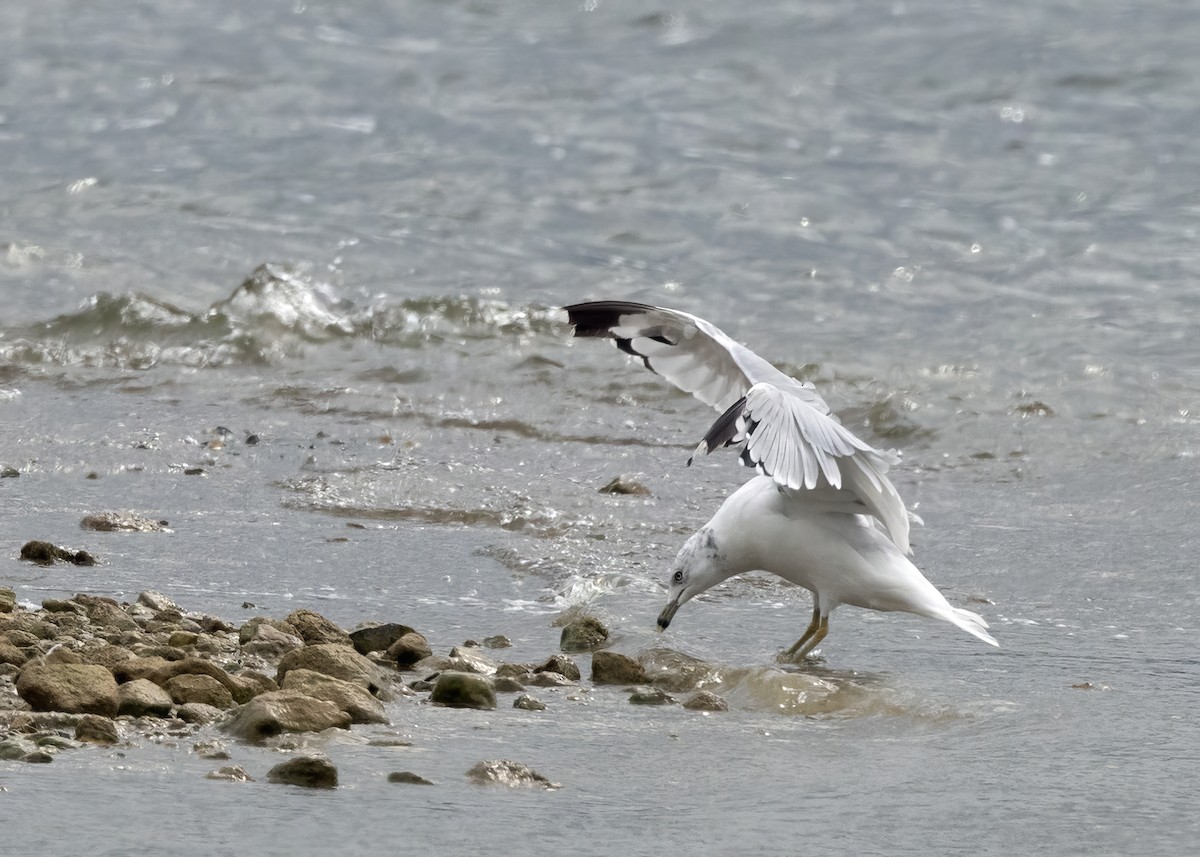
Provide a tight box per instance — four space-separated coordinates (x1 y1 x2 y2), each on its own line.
2 1 1199 854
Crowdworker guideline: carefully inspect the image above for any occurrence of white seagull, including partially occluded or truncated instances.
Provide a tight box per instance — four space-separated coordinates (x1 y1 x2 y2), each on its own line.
565 300 997 659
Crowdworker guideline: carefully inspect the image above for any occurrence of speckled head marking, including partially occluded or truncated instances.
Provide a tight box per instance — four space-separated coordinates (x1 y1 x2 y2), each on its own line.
657 526 724 629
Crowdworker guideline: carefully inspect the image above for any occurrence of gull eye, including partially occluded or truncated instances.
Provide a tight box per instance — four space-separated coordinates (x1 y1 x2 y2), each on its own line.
672 570 684 583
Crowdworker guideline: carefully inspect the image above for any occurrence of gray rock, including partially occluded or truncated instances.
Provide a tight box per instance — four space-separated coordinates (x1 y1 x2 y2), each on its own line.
591 650 649 685
284 609 353 647
117 678 175 717
37 734 82 750
75 714 120 744
446 646 498 675
527 671 575 688
349 623 416 655
164 674 236 710
682 691 729 712
192 740 231 760
16 663 119 716
221 690 352 742
387 771 433 785
481 635 512 649
494 662 532 679
79 512 167 532
492 676 526 693
467 759 559 789
559 616 609 653
534 654 580 682
0 587 15 613
267 755 338 789
513 694 546 711
385 632 433 669
276 643 388 695
280 669 388 724
429 671 496 710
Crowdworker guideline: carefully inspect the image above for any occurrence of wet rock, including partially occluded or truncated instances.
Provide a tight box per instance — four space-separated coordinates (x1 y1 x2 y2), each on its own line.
115 656 251 703
75 714 120 744
526 671 575 688
629 687 676 706
241 623 304 660
513 694 546 711
79 512 168 532
559 616 609 653
446 646 498 675
387 771 433 785
492 676 526 693
207 765 254 782
0 587 15 613
591 651 648 685
18 540 97 566
0 465 18 478
117 678 174 717
349 623 416 656
284 609 353 647
276 643 389 696
228 670 278 702
682 691 728 712
429 671 496 710
0 639 27 667
467 760 559 789
280 669 388 724
638 647 719 693
22 750 54 764
164 674 236 710
192 740 231 759
0 735 39 760
176 702 224 725
267 755 338 789
385 632 432 669
534 654 580 682
222 690 352 742
598 476 651 496
494 662 532 679
16 663 119 716
481 635 512 649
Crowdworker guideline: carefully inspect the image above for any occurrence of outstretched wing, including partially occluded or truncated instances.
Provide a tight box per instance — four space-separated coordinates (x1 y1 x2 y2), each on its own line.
564 300 911 553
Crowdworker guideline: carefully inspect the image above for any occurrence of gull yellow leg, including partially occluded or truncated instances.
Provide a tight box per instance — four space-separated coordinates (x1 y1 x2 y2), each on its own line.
784 603 822 657
788 614 829 660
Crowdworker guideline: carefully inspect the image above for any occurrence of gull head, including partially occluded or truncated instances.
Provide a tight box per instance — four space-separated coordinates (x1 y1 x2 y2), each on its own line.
657 526 727 630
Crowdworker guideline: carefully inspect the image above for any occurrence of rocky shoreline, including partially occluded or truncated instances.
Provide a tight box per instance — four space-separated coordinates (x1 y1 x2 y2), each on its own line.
0 583 732 789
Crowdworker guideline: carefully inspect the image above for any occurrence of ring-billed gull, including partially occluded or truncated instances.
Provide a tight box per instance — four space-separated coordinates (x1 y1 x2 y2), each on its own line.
565 300 998 659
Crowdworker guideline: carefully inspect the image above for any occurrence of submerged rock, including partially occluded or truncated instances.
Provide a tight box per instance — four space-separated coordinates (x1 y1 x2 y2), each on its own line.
79 512 168 532
467 759 559 789
591 651 648 685
387 771 434 785
429 671 496 710
267 755 338 789
629 687 676 706
207 765 254 782
16 663 119 716
598 476 651 496
559 616 609 653
513 694 546 711
481 635 512 650
682 691 729 712
638 647 719 693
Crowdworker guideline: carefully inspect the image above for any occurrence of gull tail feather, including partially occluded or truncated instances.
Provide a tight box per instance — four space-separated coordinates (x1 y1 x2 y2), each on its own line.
945 607 1000 647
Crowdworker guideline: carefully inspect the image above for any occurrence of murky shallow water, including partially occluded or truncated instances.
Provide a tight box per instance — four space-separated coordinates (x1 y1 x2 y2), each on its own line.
3 1 1200 854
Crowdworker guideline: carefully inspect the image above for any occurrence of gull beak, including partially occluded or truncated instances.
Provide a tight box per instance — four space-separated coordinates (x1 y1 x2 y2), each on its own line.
657 596 680 630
